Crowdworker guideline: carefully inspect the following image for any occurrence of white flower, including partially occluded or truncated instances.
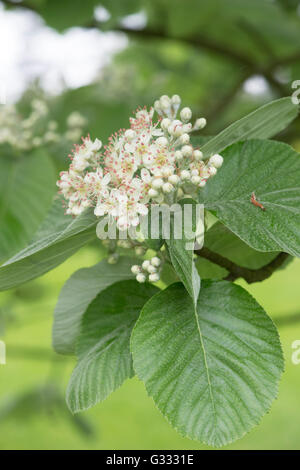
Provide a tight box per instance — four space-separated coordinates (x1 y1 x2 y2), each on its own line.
84 168 110 201
144 143 176 177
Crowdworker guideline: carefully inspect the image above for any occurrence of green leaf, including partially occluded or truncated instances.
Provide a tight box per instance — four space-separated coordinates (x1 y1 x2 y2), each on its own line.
200 98 298 158
131 281 284 447
199 139 300 257
37 0 99 31
53 257 138 355
164 199 201 306
0 197 97 291
0 151 56 263
67 280 159 413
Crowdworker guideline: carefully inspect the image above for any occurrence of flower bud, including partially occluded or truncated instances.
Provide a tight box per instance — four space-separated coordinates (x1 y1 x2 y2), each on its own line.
182 123 192 133
162 182 174 193
161 118 171 131
177 188 184 198
179 133 190 145
152 178 164 189
209 166 217 176
199 180 207 188
151 257 161 267
154 100 161 113
156 136 169 147
168 120 183 137
195 118 207 130
181 145 193 157
131 265 141 275
175 150 183 161
180 107 192 121
142 260 151 270
171 95 181 106
147 264 157 274
149 273 160 283
168 174 180 185
191 175 201 184
136 273 146 283
193 149 203 161
209 154 224 168
149 188 159 197
180 170 190 180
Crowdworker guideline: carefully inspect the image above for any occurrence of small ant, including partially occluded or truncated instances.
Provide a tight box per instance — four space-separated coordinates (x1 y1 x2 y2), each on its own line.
251 192 265 211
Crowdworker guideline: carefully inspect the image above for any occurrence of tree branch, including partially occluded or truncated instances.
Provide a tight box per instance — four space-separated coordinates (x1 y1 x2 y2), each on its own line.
195 247 289 283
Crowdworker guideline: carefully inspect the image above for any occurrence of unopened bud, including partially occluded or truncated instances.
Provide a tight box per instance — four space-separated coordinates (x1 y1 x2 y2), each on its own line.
171 95 181 106
156 136 169 147
162 182 174 193
180 107 192 121
149 273 160 283
180 170 190 180
149 188 159 197
131 265 141 275
152 178 164 189
142 260 151 270
191 175 201 184
175 150 183 161
181 145 193 157
209 154 224 168
151 257 161 267
136 273 146 283
161 118 171 131
194 149 203 161
195 118 207 130
179 133 190 145
168 174 180 185
147 264 157 274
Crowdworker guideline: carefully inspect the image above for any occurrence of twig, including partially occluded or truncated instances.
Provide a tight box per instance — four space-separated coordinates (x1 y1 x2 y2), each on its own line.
275 312 300 328
195 247 289 283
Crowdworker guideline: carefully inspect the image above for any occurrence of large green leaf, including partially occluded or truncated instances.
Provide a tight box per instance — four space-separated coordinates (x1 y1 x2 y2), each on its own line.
164 199 201 306
131 281 284 447
199 139 300 257
67 280 159 413
0 151 56 263
200 98 298 158
53 257 138 355
0 197 97 291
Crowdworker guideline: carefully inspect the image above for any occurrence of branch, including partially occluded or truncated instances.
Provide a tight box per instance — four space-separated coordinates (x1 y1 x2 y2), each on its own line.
195 247 289 283
275 312 300 327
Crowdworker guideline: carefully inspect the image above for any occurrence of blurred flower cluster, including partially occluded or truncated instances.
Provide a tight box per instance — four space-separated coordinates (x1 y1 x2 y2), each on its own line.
57 94 223 230
0 100 87 152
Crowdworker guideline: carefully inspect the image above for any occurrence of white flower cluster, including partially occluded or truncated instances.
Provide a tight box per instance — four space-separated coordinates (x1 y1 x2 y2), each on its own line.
57 94 223 226
0 100 87 152
131 257 161 283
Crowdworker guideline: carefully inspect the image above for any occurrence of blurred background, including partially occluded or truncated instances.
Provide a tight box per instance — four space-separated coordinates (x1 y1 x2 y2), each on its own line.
0 0 300 450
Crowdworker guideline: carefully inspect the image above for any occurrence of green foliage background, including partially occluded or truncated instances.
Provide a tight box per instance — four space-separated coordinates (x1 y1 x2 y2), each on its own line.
1 0 300 449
